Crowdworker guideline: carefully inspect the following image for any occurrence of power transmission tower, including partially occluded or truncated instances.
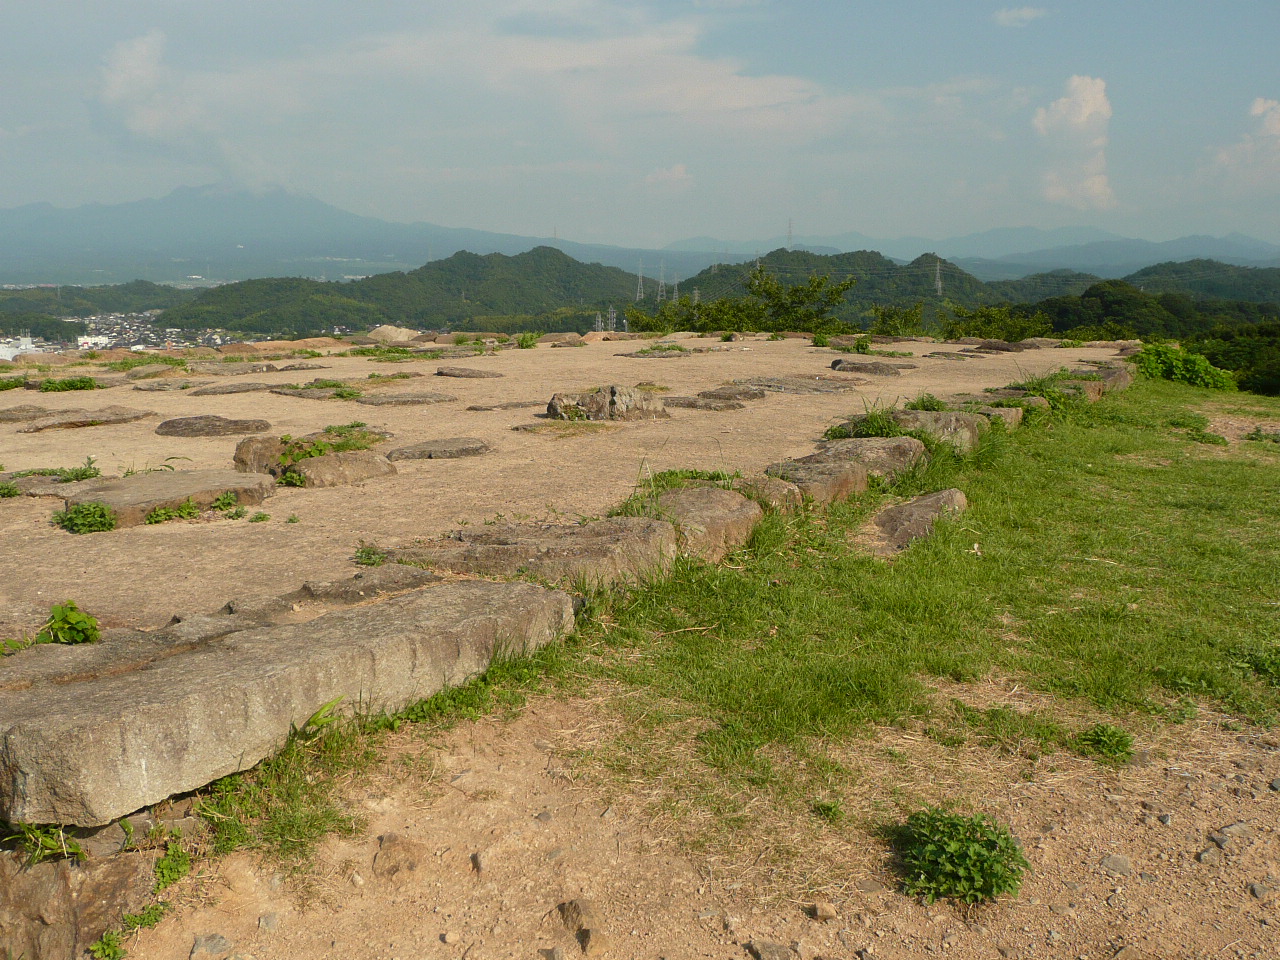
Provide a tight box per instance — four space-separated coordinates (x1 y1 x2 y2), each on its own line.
692 287 700 305
657 262 667 302
594 312 603 332
672 276 679 300
935 258 943 297
606 305 617 332
635 260 645 301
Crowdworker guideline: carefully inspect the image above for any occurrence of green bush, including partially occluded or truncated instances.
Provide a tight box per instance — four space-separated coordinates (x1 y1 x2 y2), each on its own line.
36 601 101 645
0 376 25 391
353 542 387 566
895 807 1029 903
39 376 98 392
53 501 117 533
1130 343 1236 390
904 393 946 411
153 841 190 893
1070 723 1134 764
515 332 540 349
0 481 18 498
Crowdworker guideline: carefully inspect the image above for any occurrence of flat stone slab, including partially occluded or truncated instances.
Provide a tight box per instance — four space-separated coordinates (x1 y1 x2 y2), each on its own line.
355 392 457 406
975 405 1024 427
653 487 763 563
155 415 272 437
270 386 346 399
699 385 767 402
17 406 156 432
830 359 903 376
466 401 544 412
187 361 279 376
805 436 928 481
4 474 119 499
278 362 329 371
0 404 54 423
835 410 987 453
436 366 504 379
764 460 868 504
133 379 211 392
733 375 865 395
863 488 968 556
189 381 276 396
293 451 396 487
0 580 575 825
548 385 669 421
386 438 491 460
663 396 745 411
62 469 276 528
389 517 678 586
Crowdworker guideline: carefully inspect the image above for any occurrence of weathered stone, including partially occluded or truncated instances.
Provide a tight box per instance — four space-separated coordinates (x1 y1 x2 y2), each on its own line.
367 324 421 343
558 899 609 956
388 518 677 586
466 400 543 411
835 410 987 453
354 392 457 406
188 381 275 396
734 375 864 394
62 469 276 528
977 339 1026 352
663 396 745 411
547 384 669 421
372 833 430 883
804 436 928 481
747 941 793 960
732 474 804 513
699 385 767 402
187 361 278 376
278 362 328 372
863 488 968 556
808 901 839 922
0 403 53 422
0 580 574 826
18 405 156 432
386 438 491 460
233 436 286 476
270 386 345 400
975 405 1024 427
1073 365 1134 392
155 415 272 437
436 366 503 379
133 379 209 392
190 933 234 959
5 474 119 499
292 451 396 487
1063 379 1106 402
1101 854 1133 877
830 359 902 376
0 849 156 960
764 460 868 504
653 487 763 562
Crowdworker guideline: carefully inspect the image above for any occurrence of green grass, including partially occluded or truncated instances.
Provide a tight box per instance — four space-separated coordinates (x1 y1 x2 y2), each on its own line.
103 354 187 372
39 376 98 392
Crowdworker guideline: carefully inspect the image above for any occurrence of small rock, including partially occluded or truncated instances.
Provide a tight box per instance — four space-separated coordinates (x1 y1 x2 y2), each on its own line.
191 934 234 959
1268 778 1280 792
535 810 553 822
1100 854 1132 877
1218 821 1252 839
441 931 460 944
470 851 485 874
1158 814 1172 826
747 942 793 960
538 949 566 960
1196 847 1223 865
1248 882 1270 900
257 914 279 933
808 902 838 922
856 878 886 894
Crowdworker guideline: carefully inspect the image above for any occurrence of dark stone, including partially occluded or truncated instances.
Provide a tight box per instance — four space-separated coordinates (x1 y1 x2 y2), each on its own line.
436 366 504 379
663 396 745 411
188 382 276 396
155 415 272 437
547 385 668 421
354 392 457 406
386 438 491 460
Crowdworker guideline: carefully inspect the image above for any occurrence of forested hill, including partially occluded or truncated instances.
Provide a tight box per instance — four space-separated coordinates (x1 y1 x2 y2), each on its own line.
160 247 636 335
134 247 1280 338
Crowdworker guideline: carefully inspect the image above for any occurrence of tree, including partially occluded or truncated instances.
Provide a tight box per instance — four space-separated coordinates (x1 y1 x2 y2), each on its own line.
743 263 857 332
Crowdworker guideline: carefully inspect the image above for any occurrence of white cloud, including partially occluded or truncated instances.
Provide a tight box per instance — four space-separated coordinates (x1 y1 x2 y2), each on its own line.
1032 75 1115 210
1209 97 1280 194
993 7 1047 28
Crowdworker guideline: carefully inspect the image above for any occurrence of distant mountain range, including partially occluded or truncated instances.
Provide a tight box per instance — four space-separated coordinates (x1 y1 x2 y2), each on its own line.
2 184 1279 286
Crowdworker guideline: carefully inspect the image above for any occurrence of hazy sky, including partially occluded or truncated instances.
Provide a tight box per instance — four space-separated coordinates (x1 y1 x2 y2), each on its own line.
3 1 1278 246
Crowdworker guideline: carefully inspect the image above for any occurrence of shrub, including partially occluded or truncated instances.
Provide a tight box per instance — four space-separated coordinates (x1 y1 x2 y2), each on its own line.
1070 723 1134 764
36 600 101 645
0 481 18 499
88 930 125 960
248 512 270 522
39 376 98 392
515 333 540 349
211 491 239 511
894 807 1029 903
1130 343 1236 390
0 376 25 391
53 501 117 533
145 498 199 524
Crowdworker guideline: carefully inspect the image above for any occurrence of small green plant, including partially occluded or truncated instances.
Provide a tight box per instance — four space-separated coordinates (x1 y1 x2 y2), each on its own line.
153 840 191 893
11 456 101 483
286 514 300 523
0 375 26 391
36 601 101 645
515 332 540 349
1186 428 1229 446
88 929 125 960
322 421 368 436
248 511 270 523
211 491 239 511
812 332 830 347
144 498 199 524
39 375 98 392
53 501 117 533
812 799 845 823
638 342 687 355
1130 343 1236 390
823 407 903 440
277 472 307 487
122 901 168 931
894 807 1029 904
5 822 87 865
0 481 17 498
767 332 785 341
353 541 387 566
1070 723 1134 765
904 393 946 411
1244 426 1280 443
226 506 247 519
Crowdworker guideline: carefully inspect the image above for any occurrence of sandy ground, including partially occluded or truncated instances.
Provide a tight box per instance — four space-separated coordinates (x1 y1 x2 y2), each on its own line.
0 337 1119 635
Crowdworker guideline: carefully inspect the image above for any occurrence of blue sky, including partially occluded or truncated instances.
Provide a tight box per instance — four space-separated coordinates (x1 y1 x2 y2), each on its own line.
2 1 1278 246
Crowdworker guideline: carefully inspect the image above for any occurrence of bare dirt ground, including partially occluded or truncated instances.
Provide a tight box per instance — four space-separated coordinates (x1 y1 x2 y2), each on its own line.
5 338 1278 960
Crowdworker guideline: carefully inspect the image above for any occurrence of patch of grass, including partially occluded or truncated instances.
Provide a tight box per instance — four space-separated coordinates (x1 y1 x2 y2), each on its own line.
321 421 370 437
53 501 116 533
904 393 946 411
277 472 306 487
823 406 904 441
892 807 1028 904
344 345 416 361
3 822 87 865
39 375 99 392
211 491 239 511
248 511 270 522
1186 428 1229 446
1244 426 1280 444
0 375 26 391
225 506 248 519
88 929 125 960
153 840 190 893
637 342 688 355
122 901 169 931
286 514 300 523
1070 722 1134 765
609 468 739 518
144 498 199 524
103 354 187 372
11 456 101 483
0 481 17 498
353 541 387 566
